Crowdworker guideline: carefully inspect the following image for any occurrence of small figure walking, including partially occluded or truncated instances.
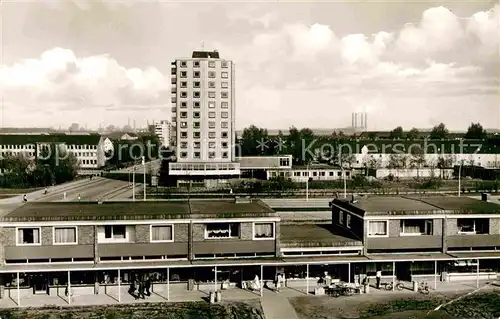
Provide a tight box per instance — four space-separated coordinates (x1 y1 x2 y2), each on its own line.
77 194 81 202
144 276 152 296
376 269 382 289
138 280 145 299
275 272 283 293
63 192 67 200
65 285 71 297
22 194 27 202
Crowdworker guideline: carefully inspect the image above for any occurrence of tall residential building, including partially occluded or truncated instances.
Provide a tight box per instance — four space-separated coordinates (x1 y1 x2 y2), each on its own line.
169 50 240 177
154 120 171 147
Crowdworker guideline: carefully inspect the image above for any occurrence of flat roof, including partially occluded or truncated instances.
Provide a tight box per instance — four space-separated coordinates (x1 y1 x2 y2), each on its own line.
280 224 362 248
409 196 500 214
368 253 451 261
350 196 438 214
1 200 276 222
334 195 500 216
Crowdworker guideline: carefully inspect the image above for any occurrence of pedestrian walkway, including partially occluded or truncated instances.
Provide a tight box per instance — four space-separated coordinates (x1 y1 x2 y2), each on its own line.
260 290 300 319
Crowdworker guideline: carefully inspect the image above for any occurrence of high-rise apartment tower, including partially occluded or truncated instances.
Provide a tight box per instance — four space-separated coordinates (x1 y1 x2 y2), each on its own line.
169 50 240 177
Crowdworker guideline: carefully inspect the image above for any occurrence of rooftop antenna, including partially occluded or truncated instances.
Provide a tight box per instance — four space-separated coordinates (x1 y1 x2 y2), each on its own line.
201 41 205 51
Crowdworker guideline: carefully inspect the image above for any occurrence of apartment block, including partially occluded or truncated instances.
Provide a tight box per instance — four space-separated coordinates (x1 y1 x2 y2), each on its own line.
154 120 171 147
169 50 240 176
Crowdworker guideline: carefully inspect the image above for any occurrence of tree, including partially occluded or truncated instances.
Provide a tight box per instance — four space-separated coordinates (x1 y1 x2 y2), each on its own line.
0 154 34 188
368 157 382 169
340 153 356 168
367 132 377 140
430 123 448 140
287 127 315 165
274 130 287 155
409 145 426 177
390 126 404 139
35 143 78 185
465 122 486 140
388 154 402 169
388 153 406 179
240 125 269 156
407 128 420 140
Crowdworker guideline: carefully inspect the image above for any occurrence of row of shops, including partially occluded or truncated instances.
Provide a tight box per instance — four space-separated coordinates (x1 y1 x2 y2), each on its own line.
2 258 499 298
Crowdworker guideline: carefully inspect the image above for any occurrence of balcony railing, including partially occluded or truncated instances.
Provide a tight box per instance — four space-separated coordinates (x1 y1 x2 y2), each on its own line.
169 162 241 176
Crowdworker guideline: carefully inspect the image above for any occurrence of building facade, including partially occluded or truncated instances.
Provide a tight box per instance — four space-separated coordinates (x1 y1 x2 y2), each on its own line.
169 50 240 177
154 120 171 147
0 134 107 169
0 196 499 305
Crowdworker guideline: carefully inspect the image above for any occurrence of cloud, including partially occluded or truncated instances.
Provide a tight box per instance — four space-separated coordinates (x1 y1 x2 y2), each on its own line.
221 4 499 97
1 2 499 130
0 47 169 111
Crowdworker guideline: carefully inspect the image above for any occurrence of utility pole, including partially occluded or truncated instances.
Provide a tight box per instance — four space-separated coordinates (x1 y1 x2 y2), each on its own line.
132 166 136 202
142 156 146 201
305 163 309 201
343 167 347 198
458 159 463 197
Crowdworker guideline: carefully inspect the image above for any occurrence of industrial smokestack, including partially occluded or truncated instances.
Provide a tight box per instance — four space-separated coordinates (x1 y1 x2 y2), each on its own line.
352 113 355 129
364 113 368 131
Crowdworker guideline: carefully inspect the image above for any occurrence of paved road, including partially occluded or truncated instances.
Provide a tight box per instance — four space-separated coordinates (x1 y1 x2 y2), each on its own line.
41 177 143 202
114 159 161 174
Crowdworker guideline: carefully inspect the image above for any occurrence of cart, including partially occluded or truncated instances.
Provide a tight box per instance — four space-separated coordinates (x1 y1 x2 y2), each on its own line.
325 283 359 297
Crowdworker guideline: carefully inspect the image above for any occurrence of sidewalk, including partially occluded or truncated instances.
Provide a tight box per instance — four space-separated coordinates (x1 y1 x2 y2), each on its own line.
260 290 300 319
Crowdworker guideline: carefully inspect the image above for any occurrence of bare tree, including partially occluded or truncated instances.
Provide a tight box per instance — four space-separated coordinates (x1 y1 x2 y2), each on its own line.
410 145 426 178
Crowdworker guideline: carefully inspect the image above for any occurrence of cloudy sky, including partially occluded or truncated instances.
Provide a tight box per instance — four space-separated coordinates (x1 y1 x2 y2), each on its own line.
0 0 499 131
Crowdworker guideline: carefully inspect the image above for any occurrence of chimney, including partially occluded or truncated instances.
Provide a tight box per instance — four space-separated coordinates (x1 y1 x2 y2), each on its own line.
364 113 368 131
351 113 355 129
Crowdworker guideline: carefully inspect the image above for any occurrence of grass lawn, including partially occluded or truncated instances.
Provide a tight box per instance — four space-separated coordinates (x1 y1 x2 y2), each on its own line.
0 300 265 319
0 194 16 199
290 290 500 319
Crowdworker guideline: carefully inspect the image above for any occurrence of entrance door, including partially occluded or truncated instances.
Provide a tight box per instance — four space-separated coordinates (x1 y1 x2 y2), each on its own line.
396 262 411 281
32 274 48 294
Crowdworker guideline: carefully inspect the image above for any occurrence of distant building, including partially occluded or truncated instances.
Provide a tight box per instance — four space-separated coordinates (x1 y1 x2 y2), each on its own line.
154 120 171 147
0 134 107 169
120 133 138 141
169 50 240 180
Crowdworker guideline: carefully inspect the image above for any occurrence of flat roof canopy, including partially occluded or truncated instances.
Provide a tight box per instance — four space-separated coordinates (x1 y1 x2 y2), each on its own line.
334 195 500 216
1 200 276 222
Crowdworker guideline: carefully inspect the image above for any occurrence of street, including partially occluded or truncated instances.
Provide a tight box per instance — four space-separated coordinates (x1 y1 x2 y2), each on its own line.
0 177 144 217
114 159 161 174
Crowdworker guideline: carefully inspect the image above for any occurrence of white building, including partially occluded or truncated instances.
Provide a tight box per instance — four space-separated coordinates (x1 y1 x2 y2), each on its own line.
0 134 107 169
169 50 240 177
154 120 171 147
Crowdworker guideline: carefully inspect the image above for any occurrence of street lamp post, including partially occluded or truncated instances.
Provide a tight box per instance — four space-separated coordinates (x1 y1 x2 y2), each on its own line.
132 166 136 202
305 163 309 201
142 156 146 201
343 167 347 198
458 159 463 197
